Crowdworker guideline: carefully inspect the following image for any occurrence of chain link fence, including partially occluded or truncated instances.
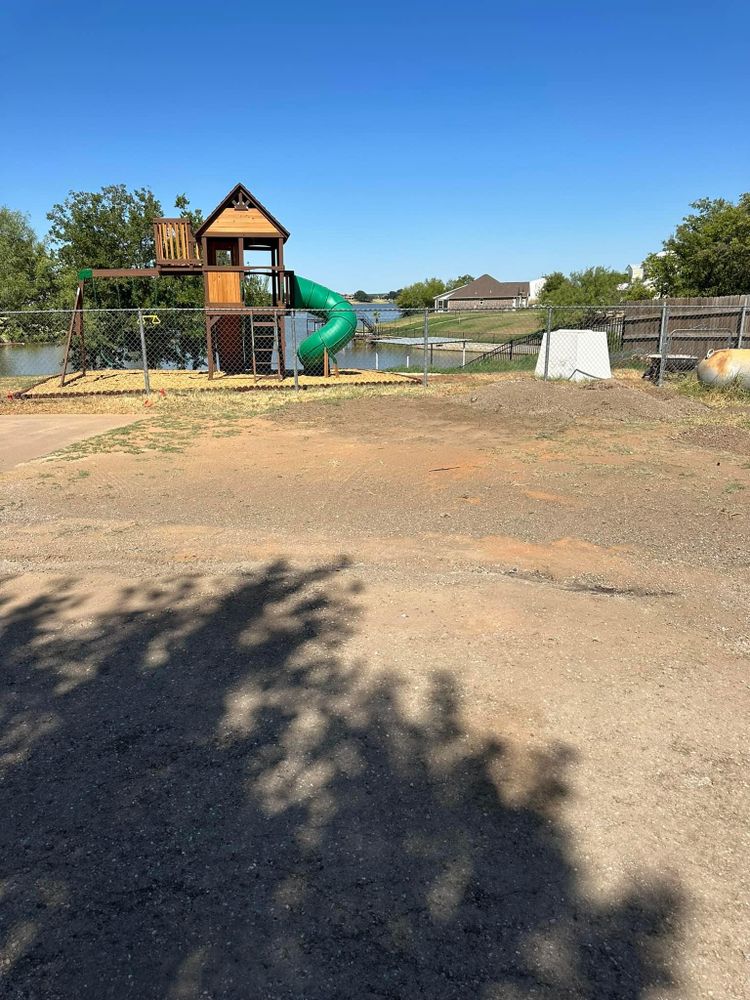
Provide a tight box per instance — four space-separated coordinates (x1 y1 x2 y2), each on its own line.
2 301 747 391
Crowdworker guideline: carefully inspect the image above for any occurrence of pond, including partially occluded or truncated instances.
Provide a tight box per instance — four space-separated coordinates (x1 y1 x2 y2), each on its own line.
0 343 65 377
0 330 481 379
330 339 477 372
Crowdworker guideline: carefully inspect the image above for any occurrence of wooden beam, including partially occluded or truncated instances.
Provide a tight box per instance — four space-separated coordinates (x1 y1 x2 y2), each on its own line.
200 265 287 273
201 237 215 379
77 281 87 375
91 268 160 278
60 283 84 386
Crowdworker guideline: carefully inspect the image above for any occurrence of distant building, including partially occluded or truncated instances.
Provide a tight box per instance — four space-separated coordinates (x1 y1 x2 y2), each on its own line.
434 274 544 311
626 263 644 283
528 277 546 302
618 261 653 292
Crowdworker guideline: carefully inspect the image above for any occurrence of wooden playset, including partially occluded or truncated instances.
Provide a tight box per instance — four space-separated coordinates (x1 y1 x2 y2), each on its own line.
63 183 360 384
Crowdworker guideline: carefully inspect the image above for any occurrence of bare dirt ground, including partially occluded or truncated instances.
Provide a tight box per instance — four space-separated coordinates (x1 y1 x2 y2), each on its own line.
1 375 748 999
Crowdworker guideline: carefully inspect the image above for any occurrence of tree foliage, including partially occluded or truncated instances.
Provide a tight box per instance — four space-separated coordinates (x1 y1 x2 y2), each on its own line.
174 193 204 233
0 207 58 313
244 275 272 307
46 185 163 310
618 278 655 301
352 290 372 302
396 277 446 309
537 267 628 307
46 187 210 309
644 194 750 296
396 274 475 310
47 184 162 272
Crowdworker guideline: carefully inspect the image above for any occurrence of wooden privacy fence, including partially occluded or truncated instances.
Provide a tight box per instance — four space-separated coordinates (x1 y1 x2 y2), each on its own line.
620 295 749 356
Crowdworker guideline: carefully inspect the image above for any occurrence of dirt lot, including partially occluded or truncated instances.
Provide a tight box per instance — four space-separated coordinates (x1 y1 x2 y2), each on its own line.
1 374 748 999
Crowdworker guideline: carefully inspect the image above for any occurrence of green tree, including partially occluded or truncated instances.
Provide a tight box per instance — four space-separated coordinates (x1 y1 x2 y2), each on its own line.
352 289 372 303
538 266 628 307
536 267 632 331
0 207 58 313
46 187 210 311
174 193 204 233
0 207 61 343
396 277 447 310
619 278 655 301
538 271 566 298
47 184 164 310
47 184 162 272
642 253 679 298
447 274 474 290
644 194 750 296
244 275 272 307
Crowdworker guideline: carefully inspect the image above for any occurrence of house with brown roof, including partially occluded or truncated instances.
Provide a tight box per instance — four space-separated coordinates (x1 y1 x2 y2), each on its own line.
434 274 543 311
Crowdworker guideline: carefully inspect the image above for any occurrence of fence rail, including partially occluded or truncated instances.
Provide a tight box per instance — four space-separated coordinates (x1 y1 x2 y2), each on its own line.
461 330 545 367
1 301 748 391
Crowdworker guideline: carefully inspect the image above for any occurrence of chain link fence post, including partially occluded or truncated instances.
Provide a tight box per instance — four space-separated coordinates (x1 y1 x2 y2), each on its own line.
738 299 747 349
657 300 670 387
543 305 553 380
422 308 429 387
292 309 299 392
138 309 151 395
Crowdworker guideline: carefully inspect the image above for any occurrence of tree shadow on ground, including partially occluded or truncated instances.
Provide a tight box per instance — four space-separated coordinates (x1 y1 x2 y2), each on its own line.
0 561 680 999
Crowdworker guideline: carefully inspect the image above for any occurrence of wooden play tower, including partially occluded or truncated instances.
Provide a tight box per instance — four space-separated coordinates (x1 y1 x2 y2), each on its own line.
71 183 295 379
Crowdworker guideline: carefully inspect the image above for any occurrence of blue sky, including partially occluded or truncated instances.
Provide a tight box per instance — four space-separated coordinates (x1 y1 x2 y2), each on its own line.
1 0 748 290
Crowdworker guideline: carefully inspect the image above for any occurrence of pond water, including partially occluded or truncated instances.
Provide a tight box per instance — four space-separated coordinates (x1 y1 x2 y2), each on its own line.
315 340 477 372
0 340 479 377
0 343 65 377
0 326 480 378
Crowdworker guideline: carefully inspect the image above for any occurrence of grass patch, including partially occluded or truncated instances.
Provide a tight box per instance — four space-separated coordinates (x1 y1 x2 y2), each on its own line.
674 376 750 406
452 354 538 374
383 355 538 375
377 310 545 344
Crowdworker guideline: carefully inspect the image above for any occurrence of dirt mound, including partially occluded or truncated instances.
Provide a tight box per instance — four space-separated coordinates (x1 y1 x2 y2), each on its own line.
463 378 704 427
676 423 750 456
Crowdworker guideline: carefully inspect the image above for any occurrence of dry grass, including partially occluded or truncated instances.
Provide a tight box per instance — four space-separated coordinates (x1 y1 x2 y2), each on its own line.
5 370 750 452
1 375 39 395
26 381 429 460
675 374 750 407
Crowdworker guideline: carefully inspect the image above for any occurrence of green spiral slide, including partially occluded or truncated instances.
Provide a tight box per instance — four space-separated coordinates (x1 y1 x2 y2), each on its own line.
293 275 358 373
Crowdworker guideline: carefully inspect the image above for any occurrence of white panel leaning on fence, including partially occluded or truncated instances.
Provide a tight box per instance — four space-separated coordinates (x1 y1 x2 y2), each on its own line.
535 329 612 382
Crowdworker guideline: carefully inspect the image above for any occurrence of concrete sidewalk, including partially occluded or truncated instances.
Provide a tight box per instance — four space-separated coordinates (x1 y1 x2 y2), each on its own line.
0 414 142 471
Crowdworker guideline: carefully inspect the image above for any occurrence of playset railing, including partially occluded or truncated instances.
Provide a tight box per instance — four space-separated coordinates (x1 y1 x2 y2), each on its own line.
154 219 201 267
